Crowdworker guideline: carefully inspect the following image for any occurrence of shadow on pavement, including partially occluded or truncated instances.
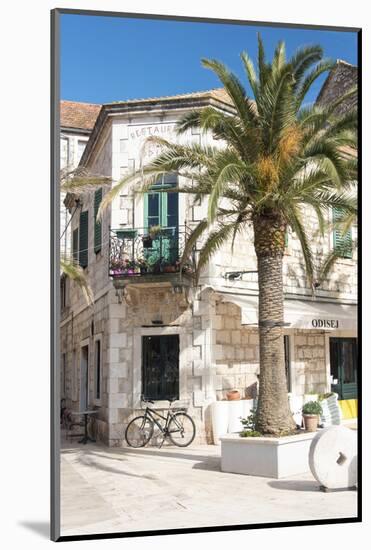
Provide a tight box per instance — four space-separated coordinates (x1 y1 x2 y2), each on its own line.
119 447 219 463
268 479 319 492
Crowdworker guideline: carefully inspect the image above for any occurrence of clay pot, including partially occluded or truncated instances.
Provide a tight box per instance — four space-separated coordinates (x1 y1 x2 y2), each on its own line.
303 414 319 432
226 390 240 401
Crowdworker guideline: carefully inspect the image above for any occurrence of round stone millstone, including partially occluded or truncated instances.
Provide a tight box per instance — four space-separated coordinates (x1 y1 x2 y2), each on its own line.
309 426 357 489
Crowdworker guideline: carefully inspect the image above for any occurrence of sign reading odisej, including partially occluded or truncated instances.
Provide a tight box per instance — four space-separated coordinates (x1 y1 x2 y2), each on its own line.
311 319 339 329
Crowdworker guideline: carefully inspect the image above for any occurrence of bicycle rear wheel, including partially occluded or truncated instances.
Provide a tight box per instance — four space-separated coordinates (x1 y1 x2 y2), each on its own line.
168 412 196 447
125 416 153 448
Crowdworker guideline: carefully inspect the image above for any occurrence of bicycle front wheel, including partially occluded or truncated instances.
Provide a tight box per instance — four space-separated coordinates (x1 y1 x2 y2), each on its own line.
168 412 196 447
125 416 153 448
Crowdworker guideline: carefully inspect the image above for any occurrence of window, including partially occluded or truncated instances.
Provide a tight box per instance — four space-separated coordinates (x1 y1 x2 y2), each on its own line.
77 140 86 163
72 228 79 262
143 175 179 266
333 207 352 259
142 335 179 400
72 350 78 401
61 137 69 168
284 335 291 392
60 276 67 310
94 189 102 253
95 340 101 400
61 353 66 398
79 211 89 268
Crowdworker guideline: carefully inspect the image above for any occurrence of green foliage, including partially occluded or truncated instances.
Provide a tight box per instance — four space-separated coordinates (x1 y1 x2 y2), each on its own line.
60 258 94 306
302 401 323 415
239 409 263 437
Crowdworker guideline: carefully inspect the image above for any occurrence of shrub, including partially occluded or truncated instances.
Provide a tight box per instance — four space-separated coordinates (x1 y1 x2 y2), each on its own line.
302 401 323 415
239 409 262 437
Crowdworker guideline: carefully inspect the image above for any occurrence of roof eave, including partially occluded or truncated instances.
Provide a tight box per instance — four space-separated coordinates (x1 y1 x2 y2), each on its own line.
79 94 236 168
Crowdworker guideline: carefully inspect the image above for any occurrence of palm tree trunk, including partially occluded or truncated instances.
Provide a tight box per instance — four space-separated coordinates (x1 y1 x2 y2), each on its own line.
253 212 296 435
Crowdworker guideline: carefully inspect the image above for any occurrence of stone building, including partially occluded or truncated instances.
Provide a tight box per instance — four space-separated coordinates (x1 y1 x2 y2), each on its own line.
60 72 357 446
60 100 101 256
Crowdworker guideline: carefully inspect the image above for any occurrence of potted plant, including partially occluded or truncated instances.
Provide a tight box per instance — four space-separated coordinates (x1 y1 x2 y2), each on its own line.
122 259 138 275
137 258 148 274
163 263 177 273
226 390 240 401
149 224 162 239
142 234 153 249
302 400 323 432
110 258 126 277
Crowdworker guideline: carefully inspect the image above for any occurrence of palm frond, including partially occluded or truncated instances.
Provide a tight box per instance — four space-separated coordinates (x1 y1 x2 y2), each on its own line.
240 51 258 98
201 57 258 131
60 258 94 306
195 222 235 282
180 219 209 266
290 45 323 90
296 59 335 107
286 205 315 287
61 167 112 194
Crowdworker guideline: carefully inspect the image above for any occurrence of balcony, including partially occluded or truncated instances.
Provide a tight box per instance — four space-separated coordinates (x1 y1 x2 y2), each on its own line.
109 225 196 288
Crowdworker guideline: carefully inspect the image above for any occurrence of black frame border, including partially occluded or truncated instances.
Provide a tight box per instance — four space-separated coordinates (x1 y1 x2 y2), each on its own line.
51 7 362 543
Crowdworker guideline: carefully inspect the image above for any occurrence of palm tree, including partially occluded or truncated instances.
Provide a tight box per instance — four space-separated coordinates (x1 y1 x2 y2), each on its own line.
97 37 357 435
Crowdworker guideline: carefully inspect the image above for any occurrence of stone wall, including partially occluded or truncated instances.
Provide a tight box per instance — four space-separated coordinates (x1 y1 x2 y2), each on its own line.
95 285 216 446
292 330 327 395
213 300 259 401
316 60 357 116
60 290 112 445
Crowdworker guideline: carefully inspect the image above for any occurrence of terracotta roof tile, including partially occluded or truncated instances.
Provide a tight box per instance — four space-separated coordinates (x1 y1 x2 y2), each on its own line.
60 100 101 131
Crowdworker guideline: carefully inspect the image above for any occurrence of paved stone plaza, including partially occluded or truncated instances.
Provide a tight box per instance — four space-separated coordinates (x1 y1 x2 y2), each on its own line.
60 436 357 536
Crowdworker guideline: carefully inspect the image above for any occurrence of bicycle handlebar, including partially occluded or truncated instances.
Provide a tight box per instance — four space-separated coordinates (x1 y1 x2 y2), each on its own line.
140 396 178 405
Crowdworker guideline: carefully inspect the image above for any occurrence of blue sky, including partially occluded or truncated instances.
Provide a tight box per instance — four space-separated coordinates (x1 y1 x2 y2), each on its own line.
60 13 358 105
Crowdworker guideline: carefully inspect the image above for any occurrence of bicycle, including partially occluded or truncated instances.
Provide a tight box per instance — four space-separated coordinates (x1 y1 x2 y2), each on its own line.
125 397 196 448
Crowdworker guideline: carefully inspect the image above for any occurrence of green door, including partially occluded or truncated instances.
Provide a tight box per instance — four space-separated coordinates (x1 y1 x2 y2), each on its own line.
143 175 179 269
330 338 358 399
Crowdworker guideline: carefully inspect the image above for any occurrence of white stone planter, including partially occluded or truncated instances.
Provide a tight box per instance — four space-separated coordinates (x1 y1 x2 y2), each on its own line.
211 399 255 443
211 401 230 443
220 432 317 478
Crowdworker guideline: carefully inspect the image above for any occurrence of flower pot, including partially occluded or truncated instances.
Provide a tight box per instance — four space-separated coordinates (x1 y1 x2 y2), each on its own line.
142 236 153 249
226 390 240 401
163 265 176 273
303 414 319 432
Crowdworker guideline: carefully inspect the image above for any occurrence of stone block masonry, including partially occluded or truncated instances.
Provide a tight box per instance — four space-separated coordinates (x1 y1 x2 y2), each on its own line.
213 300 259 400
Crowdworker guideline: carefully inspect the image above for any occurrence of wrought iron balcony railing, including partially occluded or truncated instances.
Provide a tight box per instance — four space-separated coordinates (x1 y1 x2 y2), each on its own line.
109 225 196 279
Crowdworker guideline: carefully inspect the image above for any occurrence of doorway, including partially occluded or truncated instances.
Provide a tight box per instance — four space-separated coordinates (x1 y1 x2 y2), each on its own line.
80 345 89 410
284 335 291 392
142 334 180 401
330 337 357 399
143 175 179 267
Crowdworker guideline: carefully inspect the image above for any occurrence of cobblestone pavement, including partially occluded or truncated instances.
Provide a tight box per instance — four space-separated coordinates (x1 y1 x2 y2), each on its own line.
60 438 357 537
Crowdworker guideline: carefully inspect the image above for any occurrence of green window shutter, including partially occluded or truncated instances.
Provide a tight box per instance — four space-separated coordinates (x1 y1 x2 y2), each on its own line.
72 228 79 262
333 207 352 259
94 188 102 253
79 211 89 268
